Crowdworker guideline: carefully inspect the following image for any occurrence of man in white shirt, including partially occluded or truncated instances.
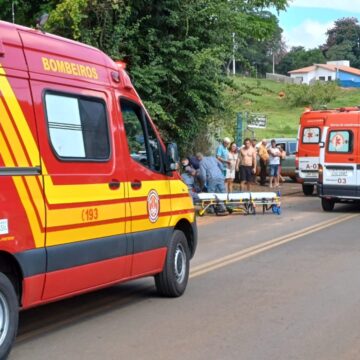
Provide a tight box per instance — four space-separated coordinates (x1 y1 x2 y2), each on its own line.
268 139 281 188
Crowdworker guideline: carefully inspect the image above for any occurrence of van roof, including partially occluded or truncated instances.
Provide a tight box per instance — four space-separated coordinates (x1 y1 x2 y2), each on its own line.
302 107 360 116
0 21 134 89
0 20 116 68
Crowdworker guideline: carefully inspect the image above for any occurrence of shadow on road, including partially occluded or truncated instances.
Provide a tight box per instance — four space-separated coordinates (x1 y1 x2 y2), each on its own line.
16 278 159 345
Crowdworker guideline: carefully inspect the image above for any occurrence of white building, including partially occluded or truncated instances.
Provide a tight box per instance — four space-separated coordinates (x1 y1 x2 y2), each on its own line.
288 60 352 85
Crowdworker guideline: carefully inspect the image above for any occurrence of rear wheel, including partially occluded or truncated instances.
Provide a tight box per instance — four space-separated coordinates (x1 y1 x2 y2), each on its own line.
302 184 314 196
321 198 335 212
0 273 18 360
155 230 190 297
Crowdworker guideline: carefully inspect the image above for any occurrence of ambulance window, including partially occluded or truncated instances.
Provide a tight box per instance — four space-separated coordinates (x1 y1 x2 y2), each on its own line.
327 130 352 153
302 127 320 143
121 99 162 172
144 119 162 172
45 93 109 160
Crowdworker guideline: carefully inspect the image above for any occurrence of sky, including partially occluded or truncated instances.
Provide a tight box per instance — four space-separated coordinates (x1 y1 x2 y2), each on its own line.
277 0 360 49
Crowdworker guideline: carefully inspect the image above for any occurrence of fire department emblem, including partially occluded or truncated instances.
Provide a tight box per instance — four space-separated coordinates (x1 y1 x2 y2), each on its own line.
147 190 160 223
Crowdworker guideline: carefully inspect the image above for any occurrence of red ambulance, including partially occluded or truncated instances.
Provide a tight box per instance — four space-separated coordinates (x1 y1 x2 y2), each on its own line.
296 110 325 195
296 108 359 196
318 109 360 211
0 20 197 358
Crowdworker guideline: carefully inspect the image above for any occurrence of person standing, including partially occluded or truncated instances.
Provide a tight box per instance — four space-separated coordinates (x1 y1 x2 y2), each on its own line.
258 139 269 186
251 138 258 184
197 153 226 193
278 144 286 183
237 138 257 192
268 139 281 188
225 142 238 193
216 137 231 176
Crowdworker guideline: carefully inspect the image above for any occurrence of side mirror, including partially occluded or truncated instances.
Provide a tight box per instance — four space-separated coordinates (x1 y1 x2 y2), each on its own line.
165 143 180 172
36 13 49 33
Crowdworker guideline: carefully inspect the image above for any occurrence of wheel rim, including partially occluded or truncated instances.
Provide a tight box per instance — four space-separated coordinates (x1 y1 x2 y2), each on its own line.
0 291 10 347
174 244 186 284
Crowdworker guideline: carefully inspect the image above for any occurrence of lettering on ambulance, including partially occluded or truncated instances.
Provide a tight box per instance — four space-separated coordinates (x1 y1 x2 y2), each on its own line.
42 57 99 80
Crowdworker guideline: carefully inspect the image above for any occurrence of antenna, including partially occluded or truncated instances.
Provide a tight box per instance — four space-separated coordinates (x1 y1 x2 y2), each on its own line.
36 13 49 33
11 2 15 23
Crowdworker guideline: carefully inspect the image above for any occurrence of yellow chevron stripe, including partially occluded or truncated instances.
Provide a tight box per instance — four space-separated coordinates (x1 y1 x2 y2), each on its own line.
0 66 40 167
0 130 44 248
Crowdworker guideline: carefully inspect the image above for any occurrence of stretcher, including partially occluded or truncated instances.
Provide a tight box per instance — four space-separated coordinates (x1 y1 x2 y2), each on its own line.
196 192 281 216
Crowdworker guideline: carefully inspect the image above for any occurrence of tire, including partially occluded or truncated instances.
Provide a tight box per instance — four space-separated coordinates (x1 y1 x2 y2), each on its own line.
0 273 18 360
302 184 314 196
321 198 335 212
155 230 190 297
247 204 256 215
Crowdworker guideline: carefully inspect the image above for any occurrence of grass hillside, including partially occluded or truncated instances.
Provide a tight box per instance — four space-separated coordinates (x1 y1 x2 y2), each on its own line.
228 77 360 141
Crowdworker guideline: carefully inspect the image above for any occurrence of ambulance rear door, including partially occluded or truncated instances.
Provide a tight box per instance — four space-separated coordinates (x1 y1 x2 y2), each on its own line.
298 117 324 182
323 113 360 198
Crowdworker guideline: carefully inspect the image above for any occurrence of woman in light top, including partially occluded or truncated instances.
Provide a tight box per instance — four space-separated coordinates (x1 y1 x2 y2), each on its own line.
225 142 238 193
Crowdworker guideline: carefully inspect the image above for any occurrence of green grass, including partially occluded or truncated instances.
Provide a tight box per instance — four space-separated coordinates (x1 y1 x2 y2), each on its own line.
226 77 360 141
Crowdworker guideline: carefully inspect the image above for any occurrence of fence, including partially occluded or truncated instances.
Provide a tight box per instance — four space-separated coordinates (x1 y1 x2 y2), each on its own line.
266 73 302 84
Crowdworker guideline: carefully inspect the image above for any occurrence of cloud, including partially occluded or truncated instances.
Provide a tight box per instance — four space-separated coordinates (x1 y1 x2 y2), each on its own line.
290 0 360 13
284 19 334 49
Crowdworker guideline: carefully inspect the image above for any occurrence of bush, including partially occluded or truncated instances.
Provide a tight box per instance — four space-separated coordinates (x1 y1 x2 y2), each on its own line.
284 81 340 108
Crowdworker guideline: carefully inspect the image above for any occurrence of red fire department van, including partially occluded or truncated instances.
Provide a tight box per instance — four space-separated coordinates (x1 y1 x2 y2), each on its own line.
0 20 197 358
296 107 359 196
296 110 325 195
318 109 360 211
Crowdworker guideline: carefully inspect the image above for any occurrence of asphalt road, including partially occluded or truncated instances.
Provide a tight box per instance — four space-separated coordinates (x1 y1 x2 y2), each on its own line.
10 192 360 360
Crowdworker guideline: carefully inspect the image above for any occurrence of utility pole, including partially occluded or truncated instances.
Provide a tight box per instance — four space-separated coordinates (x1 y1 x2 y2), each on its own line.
12 2 15 23
232 32 236 76
272 52 275 74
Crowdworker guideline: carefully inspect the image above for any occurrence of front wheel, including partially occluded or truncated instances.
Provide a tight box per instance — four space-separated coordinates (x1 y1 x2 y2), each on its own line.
321 198 335 212
155 230 190 297
0 273 18 360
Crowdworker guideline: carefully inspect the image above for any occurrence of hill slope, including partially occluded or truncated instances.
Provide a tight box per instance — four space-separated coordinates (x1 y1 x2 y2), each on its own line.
228 77 360 141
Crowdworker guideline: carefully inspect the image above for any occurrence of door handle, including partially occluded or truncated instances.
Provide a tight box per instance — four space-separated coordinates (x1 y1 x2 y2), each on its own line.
348 158 355 161
109 180 120 190
131 180 142 190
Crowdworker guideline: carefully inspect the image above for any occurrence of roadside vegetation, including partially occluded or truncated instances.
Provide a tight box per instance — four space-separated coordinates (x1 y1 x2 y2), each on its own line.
222 77 360 141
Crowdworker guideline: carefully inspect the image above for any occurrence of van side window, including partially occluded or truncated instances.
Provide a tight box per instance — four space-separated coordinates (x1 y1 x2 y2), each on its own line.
302 127 320 143
289 142 297 154
45 93 109 160
328 130 352 153
120 99 162 172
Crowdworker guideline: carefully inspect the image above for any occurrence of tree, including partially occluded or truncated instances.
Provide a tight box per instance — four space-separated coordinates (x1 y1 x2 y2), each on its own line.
236 13 286 76
41 0 289 152
0 0 58 27
323 17 360 68
277 46 325 75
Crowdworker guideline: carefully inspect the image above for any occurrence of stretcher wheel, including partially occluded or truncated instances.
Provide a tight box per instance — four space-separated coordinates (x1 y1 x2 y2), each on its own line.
247 204 256 215
197 209 205 217
226 206 233 214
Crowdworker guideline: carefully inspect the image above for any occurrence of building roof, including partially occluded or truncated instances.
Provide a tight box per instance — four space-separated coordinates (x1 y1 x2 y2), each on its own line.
337 65 360 76
288 64 336 74
289 63 360 76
